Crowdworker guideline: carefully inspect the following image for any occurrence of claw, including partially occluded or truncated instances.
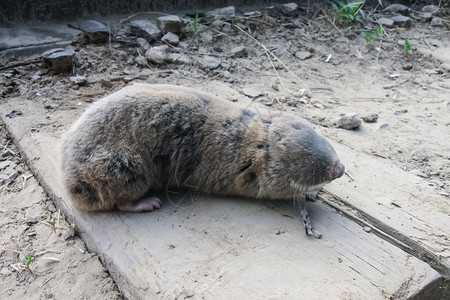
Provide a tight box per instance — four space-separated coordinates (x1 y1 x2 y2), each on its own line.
118 196 162 212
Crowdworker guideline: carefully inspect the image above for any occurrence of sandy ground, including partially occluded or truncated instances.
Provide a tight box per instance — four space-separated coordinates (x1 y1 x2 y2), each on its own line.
1 1 449 299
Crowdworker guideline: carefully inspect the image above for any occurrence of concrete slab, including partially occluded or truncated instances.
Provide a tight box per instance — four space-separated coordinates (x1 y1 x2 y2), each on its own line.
0 85 443 299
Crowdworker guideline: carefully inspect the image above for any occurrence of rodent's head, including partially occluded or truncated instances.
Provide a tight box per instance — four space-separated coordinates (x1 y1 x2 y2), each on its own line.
268 119 345 195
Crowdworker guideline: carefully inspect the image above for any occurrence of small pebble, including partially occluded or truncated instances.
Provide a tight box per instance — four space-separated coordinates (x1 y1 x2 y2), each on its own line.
25 204 46 224
242 88 264 98
363 226 371 233
362 113 378 123
230 46 247 58
69 75 87 86
63 227 76 240
335 113 361 130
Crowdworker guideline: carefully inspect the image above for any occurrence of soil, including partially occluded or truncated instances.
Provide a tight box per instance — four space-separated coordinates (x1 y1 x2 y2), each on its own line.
1 1 449 299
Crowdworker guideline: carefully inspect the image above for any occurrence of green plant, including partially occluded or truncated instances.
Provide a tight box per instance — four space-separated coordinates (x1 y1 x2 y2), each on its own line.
193 12 199 35
22 253 33 274
48 217 56 232
365 26 382 44
331 1 365 23
404 38 412 54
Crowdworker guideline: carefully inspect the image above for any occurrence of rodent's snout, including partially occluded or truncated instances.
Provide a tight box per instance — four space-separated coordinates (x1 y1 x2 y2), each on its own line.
331 161 345 180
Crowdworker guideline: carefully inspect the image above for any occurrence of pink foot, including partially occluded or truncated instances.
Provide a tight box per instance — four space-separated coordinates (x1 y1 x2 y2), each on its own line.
117 196 162 212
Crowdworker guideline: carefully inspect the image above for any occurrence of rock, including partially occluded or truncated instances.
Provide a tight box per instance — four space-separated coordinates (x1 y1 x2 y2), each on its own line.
42 47 75 72
0 165 18 185
402 64 413 71
146 45 168 64
242 88 264 98
440 63 450 72
421 5 439 14
157 15 182 34
295 50 312 60
363 226 371 233
231 46 247 58
69 75 87 86
100 79 114 88
161 32 179 45
62 227 76 240
130 20 162 42
205 6 235 21
200 56 220 69
391 15 412 28
78 20 109 43
431 17 443 27
25 204 46 224
211 20 232 33
166 53 191 65
335 113 361 130
382 4 411 15
134 56 147 67
136 37 151 50
377 123 389 130
362 113 378 123
279 3 298 16
378 17 394 28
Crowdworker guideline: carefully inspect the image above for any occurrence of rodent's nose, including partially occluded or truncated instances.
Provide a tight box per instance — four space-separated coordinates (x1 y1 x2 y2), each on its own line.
331 161 345 180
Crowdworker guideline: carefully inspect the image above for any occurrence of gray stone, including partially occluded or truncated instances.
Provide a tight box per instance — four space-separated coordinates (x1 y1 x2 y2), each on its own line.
242 88 264 98
157 15 182 34
25 204 46 224
146 45 168 64
70 20 109 43
383 4 411 15
231 46 247 58
166 53 191 65
69 75 87 86
161 32 179 45
62 227 76 240
76 20 108 33
295 50 312 60
136 37 151 50
200 56 220 69
42 47 75 72
211 20 232 33
378 17 395 28
421 5 439 14
377 123 389 130
205 6 235 21
134 56 147 67
335 113 362 130
80 20 108 43
431 17 443 27
279 3 298 16
363 113 378 123
130 20 162 42
0 165 18 185
441 63 450 72
391 15 412 28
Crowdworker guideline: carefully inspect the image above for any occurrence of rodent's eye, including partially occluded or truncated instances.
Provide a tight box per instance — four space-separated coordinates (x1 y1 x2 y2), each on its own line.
326 166 331 170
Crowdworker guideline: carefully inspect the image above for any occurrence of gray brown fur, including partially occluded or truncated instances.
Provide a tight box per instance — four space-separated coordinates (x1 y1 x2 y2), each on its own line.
62 83 344 213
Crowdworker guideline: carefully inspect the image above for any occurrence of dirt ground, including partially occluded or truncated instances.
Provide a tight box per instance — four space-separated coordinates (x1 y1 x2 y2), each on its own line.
1 1 449 299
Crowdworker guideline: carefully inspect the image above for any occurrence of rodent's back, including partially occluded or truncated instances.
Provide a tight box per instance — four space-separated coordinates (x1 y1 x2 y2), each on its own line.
61 84 254 209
